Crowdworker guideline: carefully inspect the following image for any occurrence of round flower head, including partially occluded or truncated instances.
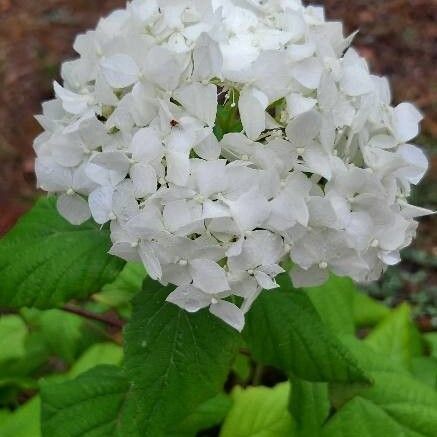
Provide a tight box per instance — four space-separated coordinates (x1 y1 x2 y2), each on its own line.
34 0 431 331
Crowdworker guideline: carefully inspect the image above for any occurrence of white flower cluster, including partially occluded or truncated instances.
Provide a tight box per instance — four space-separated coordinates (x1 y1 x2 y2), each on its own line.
34 0 431 331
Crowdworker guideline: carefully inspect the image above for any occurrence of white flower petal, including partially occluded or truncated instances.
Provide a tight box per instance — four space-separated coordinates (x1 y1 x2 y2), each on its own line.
392 103 423 142
138 241 162 280
291 265 329 288
227 188 270 232
130 163 157 198
194 133 221 161
166 285 212 313
286 110 321 147
291 57 323 89
396 144 428 184
340 66 373 96
174 83 217 126
254 270 278 290
57 193 91 225
190 259 230 294
239 87 268 140
166 150 190 186
286 93 317 117
100 54 140 88
88 186 114 224
130 127 164 163
53 81 90 115
209 300 245 332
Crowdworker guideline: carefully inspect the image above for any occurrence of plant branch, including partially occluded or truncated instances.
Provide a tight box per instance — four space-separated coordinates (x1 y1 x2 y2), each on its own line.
252 363 264 386
62 304 125 329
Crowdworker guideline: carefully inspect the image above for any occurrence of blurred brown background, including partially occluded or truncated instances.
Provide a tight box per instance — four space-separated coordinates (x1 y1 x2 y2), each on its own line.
0 0 436 324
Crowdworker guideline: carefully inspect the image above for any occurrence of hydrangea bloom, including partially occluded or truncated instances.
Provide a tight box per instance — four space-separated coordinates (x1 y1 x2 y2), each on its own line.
34 0 431 331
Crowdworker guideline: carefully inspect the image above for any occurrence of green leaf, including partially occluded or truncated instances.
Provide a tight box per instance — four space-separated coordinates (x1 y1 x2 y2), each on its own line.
170 393 231 436
289 379 329 436
243 289 371 383
352 291 390 328
338 336 408 375
365 304 423 368
220 383 294 437
0 315 27 362
0 397 41 437
124 280 240 435
411 357 437 389
326 337 437 437
213 94 243 141
68 343 123 379
305 276 355 335
232 353 251 383
329 336 408 409
424 333 437 359
323 396 411 437
41 365 137 437
0 197 124 308
93 263 146 318
21 309 86 364
326 373 437 437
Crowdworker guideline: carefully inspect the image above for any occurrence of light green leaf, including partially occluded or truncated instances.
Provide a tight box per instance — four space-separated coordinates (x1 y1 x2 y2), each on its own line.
41 365 137 437
0 315 27 362
243 289 371 384
0 197 124 308
323 396 413 437
338 336 408 375
124 279 240 436
329 336 408 409
352 291 390 328
326 373 437 437
21 309 86 364
220 383 294 437
68 343 123 379
0 397 41 437
289 379 329 436
93 263 146 318
327 338 437 437
365 304 423 368
362 371 437 435
306 275 355 335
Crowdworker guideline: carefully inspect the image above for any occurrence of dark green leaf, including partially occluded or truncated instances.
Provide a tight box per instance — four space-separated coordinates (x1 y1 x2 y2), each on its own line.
213 94 243 141
124 280 240 436
0 197 124 308
41 365 137 437
244 289 371 383
411 357 437 389
289 378 329 436
170 393 232 436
